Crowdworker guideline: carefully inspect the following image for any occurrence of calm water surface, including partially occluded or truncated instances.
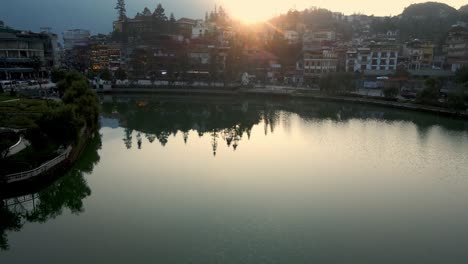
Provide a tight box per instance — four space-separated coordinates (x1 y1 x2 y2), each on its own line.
1 95 468 263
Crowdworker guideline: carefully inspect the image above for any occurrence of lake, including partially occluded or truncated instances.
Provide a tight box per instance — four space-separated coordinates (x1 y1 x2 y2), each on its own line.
1 95 468 263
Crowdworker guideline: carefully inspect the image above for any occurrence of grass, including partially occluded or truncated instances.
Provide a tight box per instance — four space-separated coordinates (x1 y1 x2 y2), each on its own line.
0 97 58 129
0 93 15 102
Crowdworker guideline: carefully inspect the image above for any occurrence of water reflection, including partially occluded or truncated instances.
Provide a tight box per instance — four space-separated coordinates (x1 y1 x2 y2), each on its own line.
100 95 468 154
0 134 102 250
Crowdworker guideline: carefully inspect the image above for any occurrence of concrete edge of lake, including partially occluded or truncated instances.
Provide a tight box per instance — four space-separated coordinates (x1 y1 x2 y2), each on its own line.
97 88 468 120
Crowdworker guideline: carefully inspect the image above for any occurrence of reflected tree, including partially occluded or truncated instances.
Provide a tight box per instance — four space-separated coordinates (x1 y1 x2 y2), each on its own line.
0 205 23 250
123 128 133 149
0 134 101 250
99 96 468 154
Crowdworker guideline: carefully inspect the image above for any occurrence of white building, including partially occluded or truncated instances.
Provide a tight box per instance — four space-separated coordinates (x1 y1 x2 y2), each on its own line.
346 44 399 74
192 20 208 39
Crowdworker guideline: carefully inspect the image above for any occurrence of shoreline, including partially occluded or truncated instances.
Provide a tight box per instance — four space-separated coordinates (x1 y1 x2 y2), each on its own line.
98 88 468 120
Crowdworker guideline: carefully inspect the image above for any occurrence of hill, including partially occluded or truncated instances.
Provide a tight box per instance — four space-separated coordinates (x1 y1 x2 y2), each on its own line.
398 2 459 42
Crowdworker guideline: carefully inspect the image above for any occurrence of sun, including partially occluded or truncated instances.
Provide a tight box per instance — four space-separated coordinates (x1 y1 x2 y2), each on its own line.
220 0 284 24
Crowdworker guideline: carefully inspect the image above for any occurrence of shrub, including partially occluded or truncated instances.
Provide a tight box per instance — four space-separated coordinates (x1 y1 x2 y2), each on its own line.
416 78 440 105
383 87 399 98
447 89 466 110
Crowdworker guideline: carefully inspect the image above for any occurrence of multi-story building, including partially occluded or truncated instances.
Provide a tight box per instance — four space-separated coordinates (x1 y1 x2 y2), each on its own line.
299 31 338 80
192 20 209 39
403 39 434 70
445 25 468 72
346 44 399 74
90 42 122 71
128 35 186 79
244 48 281 83
176 18 197 39
302 49 338 78
0 25 60 79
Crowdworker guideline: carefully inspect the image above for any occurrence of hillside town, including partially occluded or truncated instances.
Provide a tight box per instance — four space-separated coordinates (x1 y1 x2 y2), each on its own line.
0 2 468 100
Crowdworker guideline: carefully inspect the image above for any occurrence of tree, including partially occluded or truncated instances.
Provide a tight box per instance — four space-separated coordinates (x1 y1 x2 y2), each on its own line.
209 49 220 86
447 89 466 110
383 87 399 99
115 0 126 21
100 69 112 81
319 72 355 95
416 78 440 105
31 56 42 78
455 66 468 86
169 13 176 23
153 4 167 22
50 69 66 83
35 105 82 147
168 13 177 33
115 68 128 81
142 7 151 16
56 71 84 95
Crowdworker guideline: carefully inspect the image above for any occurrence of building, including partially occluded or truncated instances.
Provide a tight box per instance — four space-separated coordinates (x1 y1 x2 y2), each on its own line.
90 42 122 71
346 44 399 75
445 25 468 72
127 35 185 79
403 39 434 70
302 48 338 78
304 31 336 42
192 20 209 39
0 25 59 79
303 31 337 52
176 18 197 39
244 48 281 83
63 29 90 50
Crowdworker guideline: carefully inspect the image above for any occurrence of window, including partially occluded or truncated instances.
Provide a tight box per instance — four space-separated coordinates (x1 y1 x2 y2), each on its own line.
372 59 378 65
381 52 387 57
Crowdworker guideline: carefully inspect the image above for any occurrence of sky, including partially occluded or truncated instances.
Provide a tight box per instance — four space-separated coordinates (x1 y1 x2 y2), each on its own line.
0 0 466 36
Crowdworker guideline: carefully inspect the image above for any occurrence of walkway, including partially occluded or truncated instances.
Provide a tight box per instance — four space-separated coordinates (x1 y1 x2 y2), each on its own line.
6 137 30 157
0 99 20 104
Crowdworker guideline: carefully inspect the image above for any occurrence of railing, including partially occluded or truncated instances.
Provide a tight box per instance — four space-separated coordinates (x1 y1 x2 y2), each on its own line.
4 146 72 184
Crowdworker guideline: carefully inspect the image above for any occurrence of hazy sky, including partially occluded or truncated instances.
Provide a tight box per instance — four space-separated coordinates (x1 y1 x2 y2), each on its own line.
0 0 465 35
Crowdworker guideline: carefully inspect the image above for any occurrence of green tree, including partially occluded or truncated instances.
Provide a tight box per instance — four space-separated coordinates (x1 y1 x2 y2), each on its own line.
100 69 112 81
115 0 126 21
50 69 67 83
0 206 23 251
56 71 85 95
383 87 399 99
319 72 355 95
153 4 167 22
115 68 128 81
63 79 99 130
416 78 440 105
455 66 468 86
447 89 466 110
35 105 82 146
